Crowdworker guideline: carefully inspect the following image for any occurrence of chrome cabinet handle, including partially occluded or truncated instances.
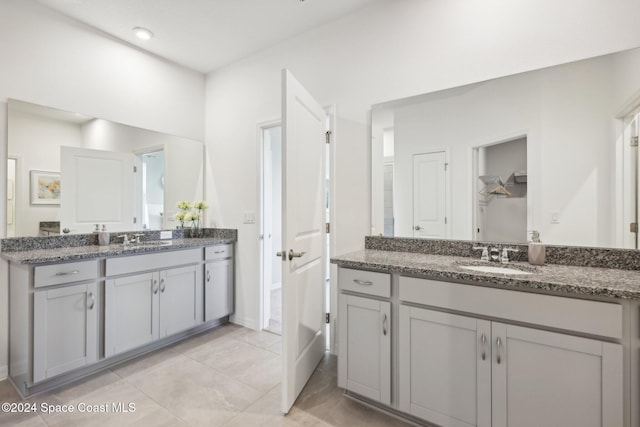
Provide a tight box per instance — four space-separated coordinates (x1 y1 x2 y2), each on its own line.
382 314 388 336
87 292 95 310
288 249 306 261
496 337 502 364
481 333 487 361
414 225 422 231
160 278 166 293
206 270 211 282
55 270 80 276
153 279 159 294
213 250 224 254
353 279 373 286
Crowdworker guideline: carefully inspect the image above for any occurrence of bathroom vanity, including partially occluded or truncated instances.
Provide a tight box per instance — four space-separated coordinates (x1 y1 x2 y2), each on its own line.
332 237 640 427
2 229 236 397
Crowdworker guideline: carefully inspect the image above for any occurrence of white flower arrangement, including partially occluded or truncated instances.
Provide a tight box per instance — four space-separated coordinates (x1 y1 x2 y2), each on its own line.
176 200 208 236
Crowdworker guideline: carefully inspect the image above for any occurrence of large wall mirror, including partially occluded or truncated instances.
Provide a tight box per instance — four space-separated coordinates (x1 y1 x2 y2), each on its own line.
7 99 204 237
371 46 640 249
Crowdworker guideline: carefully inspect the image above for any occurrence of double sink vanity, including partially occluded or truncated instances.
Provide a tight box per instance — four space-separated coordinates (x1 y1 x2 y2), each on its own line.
332 236 640 427
1 228 236 397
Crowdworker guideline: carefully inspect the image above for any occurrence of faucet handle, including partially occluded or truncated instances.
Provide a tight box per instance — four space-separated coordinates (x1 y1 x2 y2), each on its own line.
472 246 489 261
500 247 519 264
118 234 130 245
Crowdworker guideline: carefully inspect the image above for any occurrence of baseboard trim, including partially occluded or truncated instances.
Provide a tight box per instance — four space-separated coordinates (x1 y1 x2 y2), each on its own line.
230 314 259 330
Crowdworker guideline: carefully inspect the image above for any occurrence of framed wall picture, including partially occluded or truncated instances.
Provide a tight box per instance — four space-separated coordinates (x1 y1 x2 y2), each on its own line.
30 170 60 205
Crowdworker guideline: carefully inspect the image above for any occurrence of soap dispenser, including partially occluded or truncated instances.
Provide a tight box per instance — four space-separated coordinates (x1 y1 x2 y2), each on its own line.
528 230 545 266
98 224 110 246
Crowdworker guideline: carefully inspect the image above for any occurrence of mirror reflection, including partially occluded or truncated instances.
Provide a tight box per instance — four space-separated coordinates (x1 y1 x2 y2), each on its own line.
371 46 640 249
7 99 204 237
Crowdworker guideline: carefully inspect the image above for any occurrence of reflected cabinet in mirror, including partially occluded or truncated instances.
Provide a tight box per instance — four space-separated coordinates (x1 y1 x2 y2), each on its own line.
371 46 640 249
7 99 204 237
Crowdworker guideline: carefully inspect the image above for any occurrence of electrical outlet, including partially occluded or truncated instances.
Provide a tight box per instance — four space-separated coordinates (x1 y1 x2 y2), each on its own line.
551 212 559 224
243 212 256 224
160 231 172 239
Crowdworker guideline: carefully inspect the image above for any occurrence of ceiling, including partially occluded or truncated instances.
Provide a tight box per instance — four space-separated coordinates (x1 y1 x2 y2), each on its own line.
34 0 388 74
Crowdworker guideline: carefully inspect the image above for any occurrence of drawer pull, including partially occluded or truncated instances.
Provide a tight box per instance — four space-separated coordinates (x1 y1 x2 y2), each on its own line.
153 279 159 294
213 250 225 254
496 337 502 364
207 270 211 282
55 270 80 276
160 278 166 293
87 292 95 310
382 314 388 336
353 279 373 286
481 333 487 361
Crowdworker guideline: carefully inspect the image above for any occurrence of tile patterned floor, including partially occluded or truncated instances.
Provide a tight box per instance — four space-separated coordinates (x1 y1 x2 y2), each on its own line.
0 324 411 427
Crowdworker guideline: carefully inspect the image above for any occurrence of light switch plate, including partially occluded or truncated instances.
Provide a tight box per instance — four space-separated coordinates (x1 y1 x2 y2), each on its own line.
160 231 172 239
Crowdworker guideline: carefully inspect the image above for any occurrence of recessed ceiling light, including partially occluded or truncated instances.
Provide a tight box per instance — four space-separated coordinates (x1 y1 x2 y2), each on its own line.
133 27 153 41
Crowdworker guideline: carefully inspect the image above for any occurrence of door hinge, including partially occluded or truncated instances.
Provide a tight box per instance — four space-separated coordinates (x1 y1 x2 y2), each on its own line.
631 136 639 147
133 166 137 173
631 222 638 233
325 313 330 324
325 130 332 144
326 223 330 233
133 217 137 224
444 163 448 171
445 217 448 224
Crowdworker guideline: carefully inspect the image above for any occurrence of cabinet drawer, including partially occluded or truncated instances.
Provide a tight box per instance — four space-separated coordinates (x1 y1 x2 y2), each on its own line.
399 276 623 339
106 248 201 277
34 260 98 288
205 244 233 261
339 268 390 298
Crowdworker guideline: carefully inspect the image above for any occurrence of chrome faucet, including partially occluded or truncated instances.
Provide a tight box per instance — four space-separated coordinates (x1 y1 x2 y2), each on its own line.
472 246 489 261
119 234 130 247
500 247 519 263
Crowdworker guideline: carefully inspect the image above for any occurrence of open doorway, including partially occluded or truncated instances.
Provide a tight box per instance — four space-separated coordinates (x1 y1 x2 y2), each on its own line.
261 124 283 334
259 110 333 345
474 137 528 243
139 149 165 230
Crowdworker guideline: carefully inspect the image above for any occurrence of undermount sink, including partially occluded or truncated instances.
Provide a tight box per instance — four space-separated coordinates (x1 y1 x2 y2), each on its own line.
459 265 533 275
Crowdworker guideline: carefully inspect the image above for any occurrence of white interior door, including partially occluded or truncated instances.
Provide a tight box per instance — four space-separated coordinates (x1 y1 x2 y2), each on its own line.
413 151 447 237
281 69 326 413
61 146 135 234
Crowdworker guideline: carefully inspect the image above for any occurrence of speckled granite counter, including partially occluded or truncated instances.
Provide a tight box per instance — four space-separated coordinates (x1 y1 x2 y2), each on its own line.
1 228 237 265
1 237 235 265
331 249 640 300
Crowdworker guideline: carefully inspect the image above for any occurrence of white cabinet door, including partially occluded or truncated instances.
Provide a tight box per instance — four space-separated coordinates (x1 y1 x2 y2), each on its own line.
204 259 233 322
399 305 491 427
105 272 159 357
159 265 202 338
492 323 623 427
33 282 98 382
338 294 391 405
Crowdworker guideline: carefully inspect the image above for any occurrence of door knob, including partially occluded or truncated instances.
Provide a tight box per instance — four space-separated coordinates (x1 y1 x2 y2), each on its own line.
288 249 306 261
414 225 422 231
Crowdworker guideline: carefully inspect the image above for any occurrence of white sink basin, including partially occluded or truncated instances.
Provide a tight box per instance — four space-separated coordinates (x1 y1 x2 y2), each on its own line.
460 265 533 275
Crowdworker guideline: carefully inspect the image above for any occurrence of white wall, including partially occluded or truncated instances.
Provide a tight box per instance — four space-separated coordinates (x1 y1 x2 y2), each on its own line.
0 0 205 378
205 0 640 329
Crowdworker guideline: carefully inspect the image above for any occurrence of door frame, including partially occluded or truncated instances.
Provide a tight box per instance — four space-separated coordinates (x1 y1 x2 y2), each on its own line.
256 105 336 353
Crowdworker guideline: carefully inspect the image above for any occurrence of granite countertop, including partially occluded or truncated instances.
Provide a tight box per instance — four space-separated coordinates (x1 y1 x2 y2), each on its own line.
1 237 235 265
331 249 640 300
